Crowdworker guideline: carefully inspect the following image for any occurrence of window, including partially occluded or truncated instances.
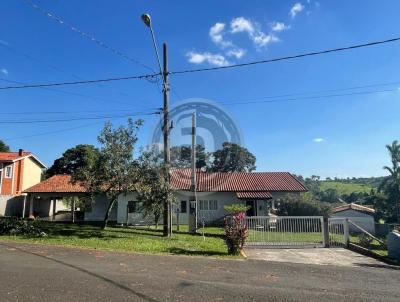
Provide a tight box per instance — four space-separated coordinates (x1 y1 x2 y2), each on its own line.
127 201 138 213
180 200 187 213
199 200 218 211
5 166 12 178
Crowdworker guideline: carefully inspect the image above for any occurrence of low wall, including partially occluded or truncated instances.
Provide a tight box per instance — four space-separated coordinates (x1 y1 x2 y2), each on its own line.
0 195 25 217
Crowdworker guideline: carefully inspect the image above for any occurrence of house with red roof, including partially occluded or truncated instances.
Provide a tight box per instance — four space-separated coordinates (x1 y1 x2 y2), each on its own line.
23 169 307 224
0 149 46 216
0 149 46 196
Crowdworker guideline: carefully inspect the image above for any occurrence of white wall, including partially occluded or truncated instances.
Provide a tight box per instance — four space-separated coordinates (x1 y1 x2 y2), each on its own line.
85 194 117 222
332 209 375 234
116 190 273 225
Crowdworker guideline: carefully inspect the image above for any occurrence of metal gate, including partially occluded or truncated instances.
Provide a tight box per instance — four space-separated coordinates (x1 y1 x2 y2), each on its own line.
328 218 346 247
245 216 325 248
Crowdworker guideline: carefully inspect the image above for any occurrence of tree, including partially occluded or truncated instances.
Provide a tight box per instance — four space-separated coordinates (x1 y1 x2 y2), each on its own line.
0 140 10 152
276 193 332 217
378 140 400 222
136 147 175 229
46 144 100 178
72 119 142 229
170 145 209 169
210 142 256 172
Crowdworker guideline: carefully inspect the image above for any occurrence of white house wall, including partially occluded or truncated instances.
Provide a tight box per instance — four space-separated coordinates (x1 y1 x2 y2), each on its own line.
116 191 273 225
85 194 117 222
332 209 375 234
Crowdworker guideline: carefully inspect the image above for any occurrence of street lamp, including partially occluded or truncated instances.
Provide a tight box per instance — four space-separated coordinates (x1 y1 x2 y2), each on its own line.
141 13 163 79
141 13 172 237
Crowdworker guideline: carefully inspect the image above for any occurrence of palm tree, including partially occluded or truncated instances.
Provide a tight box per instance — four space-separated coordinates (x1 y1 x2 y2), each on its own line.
380 140 400 222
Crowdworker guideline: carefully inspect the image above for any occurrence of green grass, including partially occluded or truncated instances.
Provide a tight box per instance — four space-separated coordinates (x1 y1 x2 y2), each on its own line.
320 181 372 195
247 230 323 244
0 223 228 257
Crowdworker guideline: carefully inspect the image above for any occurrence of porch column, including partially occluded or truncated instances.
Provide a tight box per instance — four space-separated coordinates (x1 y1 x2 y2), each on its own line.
51 198 56 221
22 194 27 218
28 194 34 219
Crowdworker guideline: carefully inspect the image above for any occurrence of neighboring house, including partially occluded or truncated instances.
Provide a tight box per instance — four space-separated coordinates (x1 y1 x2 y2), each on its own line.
0 149 46 195
23 170 307 224
0 149 46 216
332 203 376 234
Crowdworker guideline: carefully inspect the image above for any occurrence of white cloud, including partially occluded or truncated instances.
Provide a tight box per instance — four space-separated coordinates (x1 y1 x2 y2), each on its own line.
209 23 233 48
226 48 246 59
186 51 229 67
313 138 325 143
290 3 305 18
230 17 278 48
252 32 279 47
1 68 8 76
271 22 290 32
230 17 255 34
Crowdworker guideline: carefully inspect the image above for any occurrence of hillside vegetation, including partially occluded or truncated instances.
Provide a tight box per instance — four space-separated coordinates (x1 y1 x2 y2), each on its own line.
320 181 373 195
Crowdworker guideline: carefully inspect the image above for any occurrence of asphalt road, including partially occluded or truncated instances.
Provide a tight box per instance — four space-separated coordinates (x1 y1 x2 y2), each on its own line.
0 241 399 302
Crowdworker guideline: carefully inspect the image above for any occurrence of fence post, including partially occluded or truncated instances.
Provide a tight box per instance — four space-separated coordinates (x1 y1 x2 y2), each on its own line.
344 218 350 248
322 217 329 248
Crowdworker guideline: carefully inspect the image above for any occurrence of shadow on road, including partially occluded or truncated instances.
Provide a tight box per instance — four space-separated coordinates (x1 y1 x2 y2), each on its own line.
0 242 159 302
354 262 400 270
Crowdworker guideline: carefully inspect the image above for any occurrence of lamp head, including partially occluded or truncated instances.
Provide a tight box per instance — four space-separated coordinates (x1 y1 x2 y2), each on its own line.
141 14 151 27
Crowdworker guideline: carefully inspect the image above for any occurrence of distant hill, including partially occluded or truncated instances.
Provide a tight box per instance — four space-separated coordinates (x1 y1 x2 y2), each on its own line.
320 181 373 195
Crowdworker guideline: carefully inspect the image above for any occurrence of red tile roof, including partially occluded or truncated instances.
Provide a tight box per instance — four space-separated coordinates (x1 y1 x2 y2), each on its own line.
171 169 307 192
236 191 273 199
24 170 307 194
333 203 375 214
24 175 86 193
0 152 32 161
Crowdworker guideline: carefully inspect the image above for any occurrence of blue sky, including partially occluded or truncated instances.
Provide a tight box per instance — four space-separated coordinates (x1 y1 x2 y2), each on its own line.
1 0 399 178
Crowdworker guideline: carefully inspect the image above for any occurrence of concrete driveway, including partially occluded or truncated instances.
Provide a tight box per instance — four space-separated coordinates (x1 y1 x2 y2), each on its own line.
244 247 385 267
0 241 399 302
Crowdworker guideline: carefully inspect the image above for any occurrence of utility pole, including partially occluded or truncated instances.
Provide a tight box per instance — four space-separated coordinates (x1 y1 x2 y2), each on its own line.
141 14 172 237
162 43 172 237
189 113 197 233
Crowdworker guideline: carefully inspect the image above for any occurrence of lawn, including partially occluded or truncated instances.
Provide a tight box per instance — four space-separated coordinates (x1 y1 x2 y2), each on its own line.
320 181 372 194
0 222 228 257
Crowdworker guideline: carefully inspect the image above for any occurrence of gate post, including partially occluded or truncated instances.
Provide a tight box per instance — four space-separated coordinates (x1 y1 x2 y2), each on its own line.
343 218 350 248
322 217 329 248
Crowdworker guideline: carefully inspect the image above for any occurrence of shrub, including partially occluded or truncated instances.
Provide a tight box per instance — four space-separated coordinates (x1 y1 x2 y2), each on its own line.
0 218 47 237
358 233 373 248
224 210 248 255
224 204 250 215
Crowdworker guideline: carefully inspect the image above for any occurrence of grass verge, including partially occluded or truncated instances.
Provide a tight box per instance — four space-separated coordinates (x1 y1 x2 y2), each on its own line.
0 222 229 257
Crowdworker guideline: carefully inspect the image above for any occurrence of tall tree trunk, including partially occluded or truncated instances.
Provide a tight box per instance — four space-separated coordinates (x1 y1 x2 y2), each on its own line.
102 198 116 229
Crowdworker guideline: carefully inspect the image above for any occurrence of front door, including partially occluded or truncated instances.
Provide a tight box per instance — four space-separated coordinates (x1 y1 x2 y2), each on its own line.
246 200 256 216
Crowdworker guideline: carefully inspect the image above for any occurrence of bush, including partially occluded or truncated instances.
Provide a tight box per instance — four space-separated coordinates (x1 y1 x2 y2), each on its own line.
276 193 332 217
224 204 250 215
0 218 47 237
358 233 373 248
224 211 248 255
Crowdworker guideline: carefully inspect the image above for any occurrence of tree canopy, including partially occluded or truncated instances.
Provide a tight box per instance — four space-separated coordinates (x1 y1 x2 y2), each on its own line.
0 140 10 152
276 193 332 217
46 144 100 178
72 119 143 228
210 142 256 172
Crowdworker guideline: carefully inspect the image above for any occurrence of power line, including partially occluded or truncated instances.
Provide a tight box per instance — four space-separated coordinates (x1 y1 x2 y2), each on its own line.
0 107 161 116
170 37 400 75
0 110 160 124
0 78 153 108
22 0 156 74
3 112 154 141
0 73 160 90
0 41 157 101
220 87 398 107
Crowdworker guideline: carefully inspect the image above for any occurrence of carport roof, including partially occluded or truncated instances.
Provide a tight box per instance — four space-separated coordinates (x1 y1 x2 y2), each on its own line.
24 175 86 193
